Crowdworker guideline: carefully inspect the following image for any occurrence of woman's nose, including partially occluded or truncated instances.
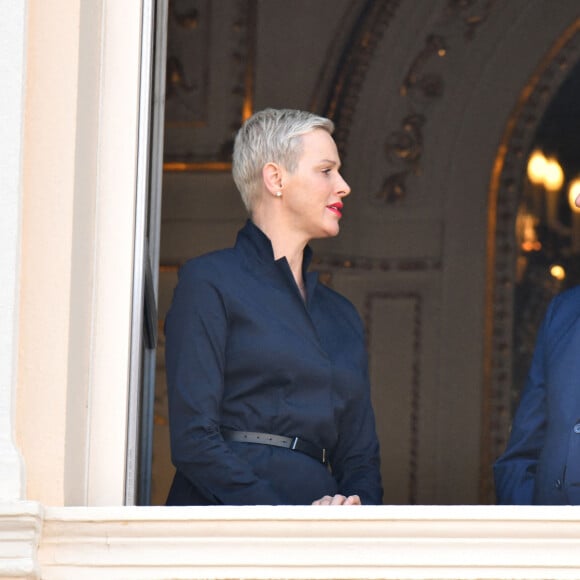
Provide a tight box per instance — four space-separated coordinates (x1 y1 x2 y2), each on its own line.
337 174 351 197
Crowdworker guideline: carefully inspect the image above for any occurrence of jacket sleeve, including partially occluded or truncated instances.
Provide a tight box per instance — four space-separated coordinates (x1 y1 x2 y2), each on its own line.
165 261 289 505
330 314 383 505
493 301 552 505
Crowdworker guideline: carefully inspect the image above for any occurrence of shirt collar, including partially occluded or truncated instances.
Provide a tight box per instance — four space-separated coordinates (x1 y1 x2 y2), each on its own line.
236 219 314 272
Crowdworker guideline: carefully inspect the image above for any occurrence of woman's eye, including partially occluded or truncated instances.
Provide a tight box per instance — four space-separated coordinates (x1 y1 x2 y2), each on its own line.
322 168 332 175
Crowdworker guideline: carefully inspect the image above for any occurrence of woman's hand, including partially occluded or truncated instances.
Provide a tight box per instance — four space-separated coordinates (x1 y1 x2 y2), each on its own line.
311 494 361 505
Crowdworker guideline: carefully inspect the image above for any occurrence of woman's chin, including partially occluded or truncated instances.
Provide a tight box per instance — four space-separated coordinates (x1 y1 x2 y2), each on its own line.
307 221 341 241
322 221 341 238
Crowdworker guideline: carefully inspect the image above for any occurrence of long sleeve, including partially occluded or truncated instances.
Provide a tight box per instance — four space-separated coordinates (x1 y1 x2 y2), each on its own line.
165 260 289 505
165 220 383 506
493 305 551 504
333 359 383 505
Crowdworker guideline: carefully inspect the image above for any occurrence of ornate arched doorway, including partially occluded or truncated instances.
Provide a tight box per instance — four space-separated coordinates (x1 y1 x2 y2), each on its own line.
483 18 580 502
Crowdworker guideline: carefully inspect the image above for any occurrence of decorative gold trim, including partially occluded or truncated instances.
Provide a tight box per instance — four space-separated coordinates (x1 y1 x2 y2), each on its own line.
240 0 257 124
159 264 180 273
160 254 442 275
322 1 401 152
163 161 232 173
164 0 257 173
377 1 499 204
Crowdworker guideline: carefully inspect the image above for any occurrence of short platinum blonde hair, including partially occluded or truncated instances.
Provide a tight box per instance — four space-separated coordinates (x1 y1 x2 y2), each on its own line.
232 108 334 213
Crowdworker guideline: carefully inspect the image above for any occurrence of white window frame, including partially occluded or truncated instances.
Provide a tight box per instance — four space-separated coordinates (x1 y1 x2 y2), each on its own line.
125 0 168 507
81 0 165 505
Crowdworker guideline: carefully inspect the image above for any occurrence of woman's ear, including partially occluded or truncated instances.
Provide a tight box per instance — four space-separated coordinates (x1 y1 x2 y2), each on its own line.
262 162 283 197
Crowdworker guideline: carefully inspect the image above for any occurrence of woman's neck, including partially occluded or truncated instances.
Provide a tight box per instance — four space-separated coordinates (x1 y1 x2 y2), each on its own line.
251 215 308 290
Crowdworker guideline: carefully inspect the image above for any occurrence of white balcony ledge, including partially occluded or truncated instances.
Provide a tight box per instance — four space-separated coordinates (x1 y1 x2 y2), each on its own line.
3 503 580 579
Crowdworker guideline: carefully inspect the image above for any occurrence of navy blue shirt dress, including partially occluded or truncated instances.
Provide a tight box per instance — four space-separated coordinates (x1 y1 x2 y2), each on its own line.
164 220 383 505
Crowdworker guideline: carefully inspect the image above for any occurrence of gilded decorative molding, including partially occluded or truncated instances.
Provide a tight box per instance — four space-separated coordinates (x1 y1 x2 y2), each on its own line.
376 0 498 204
163 0 257 172
400 35 447 98
312 253 441 272
164 0 211 126
322 0 402 153
445 0 499 41
481 19 580 504
163 161 232 172
160 254 442 275
320 0 498 203
380 114 426 203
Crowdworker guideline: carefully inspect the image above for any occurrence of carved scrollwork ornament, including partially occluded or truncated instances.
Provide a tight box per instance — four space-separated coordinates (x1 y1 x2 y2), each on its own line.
385 113 425 164
376 171 408 204
374 0 497 204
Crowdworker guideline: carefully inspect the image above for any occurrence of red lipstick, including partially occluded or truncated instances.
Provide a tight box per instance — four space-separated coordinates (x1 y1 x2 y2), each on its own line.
327 202 343 217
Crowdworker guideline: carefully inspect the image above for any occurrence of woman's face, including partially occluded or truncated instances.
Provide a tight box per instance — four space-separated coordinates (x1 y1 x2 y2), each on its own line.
282 129 351 240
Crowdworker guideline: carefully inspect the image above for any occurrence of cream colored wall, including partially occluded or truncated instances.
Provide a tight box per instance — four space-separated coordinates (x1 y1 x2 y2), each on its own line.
18 0 82 507
16 0 144 506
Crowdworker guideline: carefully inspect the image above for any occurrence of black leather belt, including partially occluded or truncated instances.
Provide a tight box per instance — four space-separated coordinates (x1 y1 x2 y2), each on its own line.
222 429 327 465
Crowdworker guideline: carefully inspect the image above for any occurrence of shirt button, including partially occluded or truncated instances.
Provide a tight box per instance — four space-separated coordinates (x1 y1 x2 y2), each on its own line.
555 479 562 490
574 423 580 434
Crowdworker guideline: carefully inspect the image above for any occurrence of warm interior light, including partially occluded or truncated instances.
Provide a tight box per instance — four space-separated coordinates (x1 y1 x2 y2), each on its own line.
550 264 566 281
543 157 564 192
526 150 547 185
568 178 580 213
517 211 541 252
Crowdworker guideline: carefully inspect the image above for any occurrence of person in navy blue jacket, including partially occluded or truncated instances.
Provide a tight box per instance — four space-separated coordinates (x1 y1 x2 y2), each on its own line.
164 108 383 506
494 190 580 504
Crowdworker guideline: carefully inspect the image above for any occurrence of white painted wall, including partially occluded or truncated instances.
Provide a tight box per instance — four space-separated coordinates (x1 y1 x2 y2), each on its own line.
16 0 143 506
0 0 27 502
